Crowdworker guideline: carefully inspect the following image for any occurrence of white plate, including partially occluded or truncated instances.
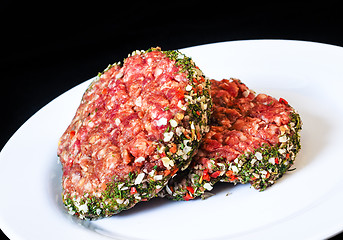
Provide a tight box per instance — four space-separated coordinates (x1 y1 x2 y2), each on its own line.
1 40 343 240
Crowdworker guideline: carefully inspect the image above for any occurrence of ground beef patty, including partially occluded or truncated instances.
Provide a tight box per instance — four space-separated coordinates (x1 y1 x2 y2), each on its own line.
57 47 211 218
161 78 301 201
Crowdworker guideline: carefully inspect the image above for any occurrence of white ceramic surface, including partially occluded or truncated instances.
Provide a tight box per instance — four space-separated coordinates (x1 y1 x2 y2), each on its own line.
1 40 343 240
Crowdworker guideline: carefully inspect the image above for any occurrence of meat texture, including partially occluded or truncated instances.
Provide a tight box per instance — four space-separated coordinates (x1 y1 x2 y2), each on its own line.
161 78 302 201
57 48 212 218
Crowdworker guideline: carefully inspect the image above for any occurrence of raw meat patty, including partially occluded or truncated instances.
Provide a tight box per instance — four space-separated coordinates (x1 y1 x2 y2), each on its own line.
161 78 302 200
57 47 212 218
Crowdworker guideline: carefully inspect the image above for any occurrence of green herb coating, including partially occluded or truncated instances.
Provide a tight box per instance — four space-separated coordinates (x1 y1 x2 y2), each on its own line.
59 47 212 219
160 79 302 201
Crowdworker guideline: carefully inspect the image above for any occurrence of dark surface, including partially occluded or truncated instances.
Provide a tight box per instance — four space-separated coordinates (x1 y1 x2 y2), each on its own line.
1 2 343 239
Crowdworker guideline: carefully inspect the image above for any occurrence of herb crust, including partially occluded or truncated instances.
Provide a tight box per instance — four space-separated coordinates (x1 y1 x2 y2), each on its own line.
60 47 212 219
160 79 302 201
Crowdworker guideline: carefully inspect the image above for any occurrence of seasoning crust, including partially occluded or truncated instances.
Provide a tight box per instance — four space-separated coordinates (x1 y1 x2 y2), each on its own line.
57 47 211 218
160 79 302 201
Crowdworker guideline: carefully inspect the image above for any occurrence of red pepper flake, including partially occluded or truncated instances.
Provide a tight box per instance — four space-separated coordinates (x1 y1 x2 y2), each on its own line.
101 182 107 191
196 111 201 116
226 170 238 181
186 186 195 194
164 167 179 176
171 167 179 176
231 176 238 181
197 84 203 94
226 170 233 177
130 187 137 195
183 131 191 139
203 169 211 181
210 170 221 179
265 172 270 179
285 153 290 159
69 130 75 139
183 192 194 201
101 88 108 95
275 158 279 164
192 78 198 84
169 143 177 154
164 169 171 176
196 131 202 141
279 98 288 105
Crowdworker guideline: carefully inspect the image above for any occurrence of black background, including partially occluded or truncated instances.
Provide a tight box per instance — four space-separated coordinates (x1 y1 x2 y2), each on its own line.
1 2 343 239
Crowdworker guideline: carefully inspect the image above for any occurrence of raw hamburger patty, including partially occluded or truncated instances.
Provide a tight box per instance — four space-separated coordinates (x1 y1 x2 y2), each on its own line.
57 48 212 218
161 78 302 201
